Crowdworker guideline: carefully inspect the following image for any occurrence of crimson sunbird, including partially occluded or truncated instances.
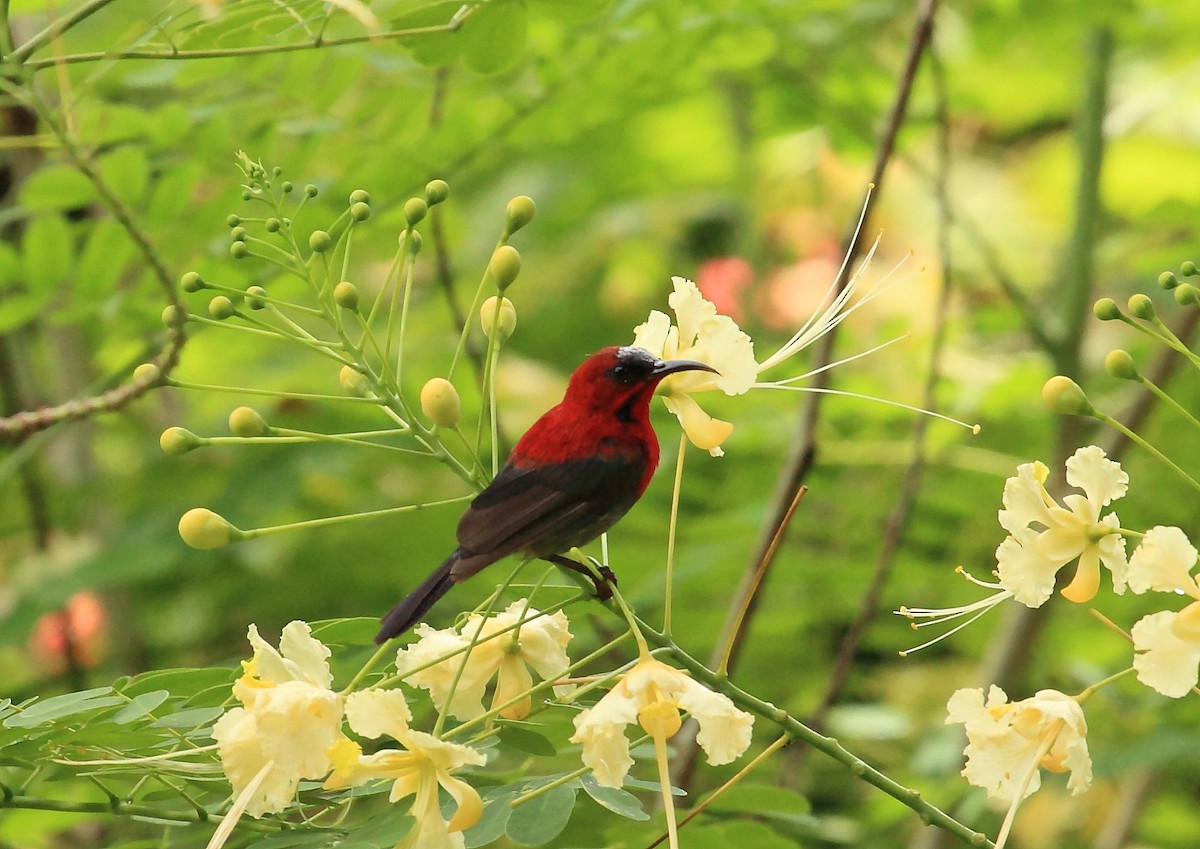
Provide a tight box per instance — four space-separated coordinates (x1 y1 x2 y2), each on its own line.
375 345 716 643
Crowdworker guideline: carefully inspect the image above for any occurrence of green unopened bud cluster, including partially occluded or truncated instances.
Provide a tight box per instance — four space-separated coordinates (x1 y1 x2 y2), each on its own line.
488 246 521 291
178 507 240 549
229 406 269 437
334 281 359 311
420 378 461 428
504 196 535 237
1042 375 1094 417
425 180 449 206
404 198 427 227
1104 349 1138 381
160 426 201 455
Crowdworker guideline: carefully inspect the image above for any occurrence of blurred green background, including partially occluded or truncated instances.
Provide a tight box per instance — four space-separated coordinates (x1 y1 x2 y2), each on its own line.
1 0 1198 847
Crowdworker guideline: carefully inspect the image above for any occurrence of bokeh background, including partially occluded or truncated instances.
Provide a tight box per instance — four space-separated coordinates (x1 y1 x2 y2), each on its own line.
1 1 1198 847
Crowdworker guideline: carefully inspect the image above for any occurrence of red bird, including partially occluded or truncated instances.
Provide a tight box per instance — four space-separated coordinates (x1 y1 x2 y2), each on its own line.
375 346 715 643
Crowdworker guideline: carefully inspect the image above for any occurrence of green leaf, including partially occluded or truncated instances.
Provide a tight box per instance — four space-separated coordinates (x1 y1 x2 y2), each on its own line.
19 166 96 211
98 146 149 207
580 773 648 820
505 784 575 846
338 805 413 848
76 218 134 296
706 783 810 817
392 2 465 67
461 0 527 74
3 687 121 728
464 790 515 848
497 723 557 757
0 291 52 334
527 0 612 23
149 705 225 729
111 690 171 725
253 830 346 849
0 242 20 287
625 776 686 796
121 667 234 699
21 214 73 291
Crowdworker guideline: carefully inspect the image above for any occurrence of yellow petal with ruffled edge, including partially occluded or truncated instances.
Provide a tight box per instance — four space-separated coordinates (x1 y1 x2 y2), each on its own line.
664 393 733 456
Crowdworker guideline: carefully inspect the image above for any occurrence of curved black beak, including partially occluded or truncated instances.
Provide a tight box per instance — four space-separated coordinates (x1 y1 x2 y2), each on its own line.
652 358 719 378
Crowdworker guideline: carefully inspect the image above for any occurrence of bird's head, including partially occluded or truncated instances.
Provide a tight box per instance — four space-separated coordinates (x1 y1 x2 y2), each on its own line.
564 346 716 423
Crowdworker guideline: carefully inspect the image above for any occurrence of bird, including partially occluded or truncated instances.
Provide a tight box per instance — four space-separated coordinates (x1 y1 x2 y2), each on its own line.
375 345 716 643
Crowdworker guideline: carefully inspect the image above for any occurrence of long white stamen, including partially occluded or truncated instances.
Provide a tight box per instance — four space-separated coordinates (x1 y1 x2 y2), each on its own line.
754 384 980 433
900 589 1012 624
53 744 220 767
898 603 1002 656
206 759 274 849
769 335 910 385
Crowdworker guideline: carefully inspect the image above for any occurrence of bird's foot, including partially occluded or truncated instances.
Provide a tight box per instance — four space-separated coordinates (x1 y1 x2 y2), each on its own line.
545 554 616 601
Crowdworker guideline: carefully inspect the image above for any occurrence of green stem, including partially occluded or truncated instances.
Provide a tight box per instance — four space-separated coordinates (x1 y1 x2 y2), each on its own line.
609 585 651 659
166 380 381 404
236 495 473 541
8 0 118 64
663 435 688 637
0 794 276 833
1093 411 1200 494
1136 374 1200 431
1074 666 1136 703
341 641 396 696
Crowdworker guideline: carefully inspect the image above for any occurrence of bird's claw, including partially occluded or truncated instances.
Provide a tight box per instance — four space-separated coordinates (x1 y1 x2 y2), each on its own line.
590 565 617 600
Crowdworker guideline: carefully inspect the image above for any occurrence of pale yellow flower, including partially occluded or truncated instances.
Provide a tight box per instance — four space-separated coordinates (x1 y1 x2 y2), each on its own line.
324 689 485 849
946 686 1090 849
396 601 572 721
211 621 344 817
569 655 753 788
1127 526 1200 697
996 446 1128 604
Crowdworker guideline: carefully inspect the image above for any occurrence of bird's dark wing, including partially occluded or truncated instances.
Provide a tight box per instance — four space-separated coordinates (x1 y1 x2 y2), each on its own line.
453 453 646 578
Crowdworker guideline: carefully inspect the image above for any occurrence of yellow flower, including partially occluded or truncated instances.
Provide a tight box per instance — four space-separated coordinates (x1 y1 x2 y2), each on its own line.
396 601 572 721
324 689 485 849
1126 526 1200 697
569 655 753 788
211 621 344 817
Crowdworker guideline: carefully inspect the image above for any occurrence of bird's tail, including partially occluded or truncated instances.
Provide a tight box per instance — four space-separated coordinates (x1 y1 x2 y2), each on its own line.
375 553 459 644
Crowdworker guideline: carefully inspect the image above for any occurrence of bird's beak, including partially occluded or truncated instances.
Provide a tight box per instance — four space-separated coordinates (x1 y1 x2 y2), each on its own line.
652 358 719 378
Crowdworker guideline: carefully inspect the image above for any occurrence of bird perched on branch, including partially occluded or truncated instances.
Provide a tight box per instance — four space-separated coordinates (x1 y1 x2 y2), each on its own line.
375 345 715 643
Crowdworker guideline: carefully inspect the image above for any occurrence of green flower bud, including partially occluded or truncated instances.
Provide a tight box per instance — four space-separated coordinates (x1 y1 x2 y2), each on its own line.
226 214 241 227
333 281 359 310
160 426 201 455
230 241 249 259
134 363 161 384
407 230 423 255
304 184 319 198
265 217 281 233
1181 261 1198 278
162 305 184 327
1128 294 1155 320
350 202 371 222
1042 375 1094 417
208 296 236 320
246 286 268 310
1159 271 1179 290
272 166 283 177
1175 282 1199 306
504 196 536 235
425 179 449 205
1104 349 1138 381
420 377 461 428
487 245 521 291
404 198 428 226
480 295 516 340
180 271 204 293
229 405 269 437
178 508 237 549
339 365 370 395
1093 298 1120 321
241 190 252 201
309 230 331 253
230 226 247 242
282 181 294 193
349 189 370 205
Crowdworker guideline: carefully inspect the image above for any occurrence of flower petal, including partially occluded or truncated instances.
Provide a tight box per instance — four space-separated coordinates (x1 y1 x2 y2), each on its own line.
1127 526 1198 595
278 621 334 689
632 310 672 358
345 688 412 741
1064 445 1128 509
1132 610 1200 698
663 393 733 455
996 529 1059 608
675 678 754 765
569 687 639 788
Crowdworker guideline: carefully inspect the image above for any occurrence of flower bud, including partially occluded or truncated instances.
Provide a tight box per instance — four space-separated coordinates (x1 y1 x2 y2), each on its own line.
246 286 268 310
241 190 252 201
488 245 521 291
1158 271 1179 290
230 226 247 242
1175 283 1199 306
230 241 249 259
339 365 370 395
180 271 204 293
265 217 281 233
229 406 269 437
407 230 423 255
160 426 201 455
420 377 461 428
504 196 535 235
309 230 331 253
1104 349 1138 381
480 296 516 340
226 214 241 227
350 202 371 222
1181 260 1198 278
281 181 293 194
1092 298 1120 321
404 198 428 227
334 281 359 311
1042 375 1094 417
425 179 449 205
162 305 184 327
178 508 237 549
349 189 370 205
208 296 236 320
304 184 319 198
1127 294 1155 320
134 363 161 384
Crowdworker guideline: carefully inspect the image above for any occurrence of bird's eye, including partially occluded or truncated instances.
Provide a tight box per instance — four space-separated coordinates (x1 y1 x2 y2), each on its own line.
608 364 637 385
